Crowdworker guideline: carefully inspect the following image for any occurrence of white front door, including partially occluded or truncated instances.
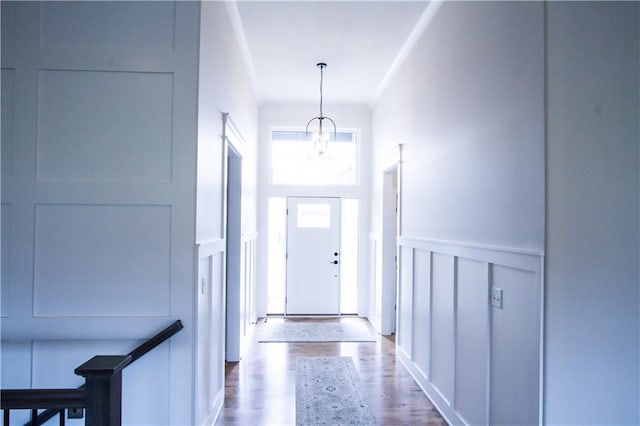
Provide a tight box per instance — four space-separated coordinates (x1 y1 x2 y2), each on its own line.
286 197 341 315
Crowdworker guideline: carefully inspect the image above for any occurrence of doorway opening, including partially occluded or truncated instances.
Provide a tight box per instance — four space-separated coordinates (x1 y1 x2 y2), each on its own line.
266 197 359 315
379 144 402 336
222 113 247 363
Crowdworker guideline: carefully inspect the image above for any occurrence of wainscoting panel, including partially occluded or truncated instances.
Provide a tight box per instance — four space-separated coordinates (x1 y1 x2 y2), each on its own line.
1 203 11 318
1 2 200 423
396 236 543 426
36 70 173 182
241 233 258 340
397 246 413 354
196 241 225 426
490 264 539 425
412 248 431 379
1 67 14 180
369 233 383 331
0 341 32 425
38 1 175 50
33 204 172 317
455 258 488 425
430 252 455 405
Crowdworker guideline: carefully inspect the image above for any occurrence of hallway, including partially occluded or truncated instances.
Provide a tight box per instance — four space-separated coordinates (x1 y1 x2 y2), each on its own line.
216 318 447 425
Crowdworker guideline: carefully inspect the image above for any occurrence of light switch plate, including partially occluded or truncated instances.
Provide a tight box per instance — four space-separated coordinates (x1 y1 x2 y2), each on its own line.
491 287 503 309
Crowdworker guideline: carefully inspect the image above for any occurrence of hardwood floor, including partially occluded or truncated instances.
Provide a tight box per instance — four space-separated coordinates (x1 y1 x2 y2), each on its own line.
215 317 447 425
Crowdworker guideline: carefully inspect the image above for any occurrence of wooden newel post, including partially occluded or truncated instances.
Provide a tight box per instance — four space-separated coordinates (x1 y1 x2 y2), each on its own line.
75 355 132 426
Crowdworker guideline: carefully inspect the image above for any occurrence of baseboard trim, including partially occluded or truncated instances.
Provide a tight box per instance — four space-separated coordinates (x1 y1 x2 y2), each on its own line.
397 346 463 426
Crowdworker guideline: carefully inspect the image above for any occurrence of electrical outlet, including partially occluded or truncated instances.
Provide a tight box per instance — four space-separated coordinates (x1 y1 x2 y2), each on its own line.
491 287 503 309
68 408 84 419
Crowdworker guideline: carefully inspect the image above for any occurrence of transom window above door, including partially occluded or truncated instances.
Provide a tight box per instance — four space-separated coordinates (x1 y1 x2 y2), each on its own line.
271 130 358 185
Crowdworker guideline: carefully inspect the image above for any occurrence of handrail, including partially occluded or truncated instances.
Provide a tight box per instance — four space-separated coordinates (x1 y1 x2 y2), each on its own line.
129 320 183 363
0 320 184 426
1 389 85 410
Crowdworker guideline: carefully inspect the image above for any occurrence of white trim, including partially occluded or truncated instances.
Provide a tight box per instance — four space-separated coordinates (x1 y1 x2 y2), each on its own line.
379 143 402 172
397 347 461 426
223 112 247 159
538 255 545 426
241 231 259 242
196 239 226 258
485 262 492 426
399 236 543 266
370 1 443 106
205 388 225 426
224 1 259 102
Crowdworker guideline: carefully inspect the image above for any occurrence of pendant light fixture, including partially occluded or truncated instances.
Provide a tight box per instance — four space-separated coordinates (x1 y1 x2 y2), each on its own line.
306 62 336 156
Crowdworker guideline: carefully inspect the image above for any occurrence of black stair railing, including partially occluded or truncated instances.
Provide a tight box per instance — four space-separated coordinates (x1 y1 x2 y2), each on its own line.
1 320 183 426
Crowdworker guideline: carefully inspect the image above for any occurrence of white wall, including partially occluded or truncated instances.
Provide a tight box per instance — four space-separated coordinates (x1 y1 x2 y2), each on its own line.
195 2 258 425
256 102 371 317
1 1 199 424
371 2 545 424
545 2 639 424
372 1 640 425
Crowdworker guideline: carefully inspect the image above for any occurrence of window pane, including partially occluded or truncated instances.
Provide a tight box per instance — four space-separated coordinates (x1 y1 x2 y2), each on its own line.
340 199 359 314
267 197 287 314
271 131 357 185
297 203 330 228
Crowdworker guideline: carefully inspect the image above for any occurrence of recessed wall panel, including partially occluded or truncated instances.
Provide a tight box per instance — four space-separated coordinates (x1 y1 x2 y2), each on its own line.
1 341 31 388
455 258 488 425
36 70 173 182
1 203 11 317
0 2 15 51
397 246 413 354
1 68 14 181
412 249 431 377
430 252 454 403
33 204 171 317
212 253 225 394
39 1 175 50
1 341 31 424
373 240 382 318
196 255 212 423
490 265 539 425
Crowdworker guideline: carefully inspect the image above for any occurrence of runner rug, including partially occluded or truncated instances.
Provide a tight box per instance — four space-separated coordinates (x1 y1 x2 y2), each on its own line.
259 320 377 343
296 356 377 426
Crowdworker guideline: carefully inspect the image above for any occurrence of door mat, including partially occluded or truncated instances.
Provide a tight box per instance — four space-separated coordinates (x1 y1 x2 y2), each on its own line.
258 319 377 343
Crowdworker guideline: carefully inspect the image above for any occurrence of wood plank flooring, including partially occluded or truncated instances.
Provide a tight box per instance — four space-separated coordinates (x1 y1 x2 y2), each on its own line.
215 317 447 425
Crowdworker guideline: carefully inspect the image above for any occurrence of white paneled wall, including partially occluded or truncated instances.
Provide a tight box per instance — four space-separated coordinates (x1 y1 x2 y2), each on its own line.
1 1 199 424
194 234 257 425
195 241 225 426
396 237 542 426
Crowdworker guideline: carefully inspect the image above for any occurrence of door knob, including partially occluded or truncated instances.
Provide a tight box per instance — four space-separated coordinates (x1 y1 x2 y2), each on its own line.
334 252 339 256
331 260 339 265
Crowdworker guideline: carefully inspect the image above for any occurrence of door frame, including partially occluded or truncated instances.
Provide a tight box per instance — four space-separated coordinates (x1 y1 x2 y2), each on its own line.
222 113 245 362
380 144 402 335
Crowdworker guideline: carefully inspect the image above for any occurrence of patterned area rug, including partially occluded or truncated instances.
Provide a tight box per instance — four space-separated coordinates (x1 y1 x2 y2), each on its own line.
296 356 377 426
258 319 377 343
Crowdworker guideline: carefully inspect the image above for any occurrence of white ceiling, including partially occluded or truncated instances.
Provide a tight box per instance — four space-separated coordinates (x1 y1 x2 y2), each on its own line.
234 1 430 104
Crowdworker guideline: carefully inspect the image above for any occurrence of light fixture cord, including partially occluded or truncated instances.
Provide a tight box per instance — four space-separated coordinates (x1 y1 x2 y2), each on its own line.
319 65 324 118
